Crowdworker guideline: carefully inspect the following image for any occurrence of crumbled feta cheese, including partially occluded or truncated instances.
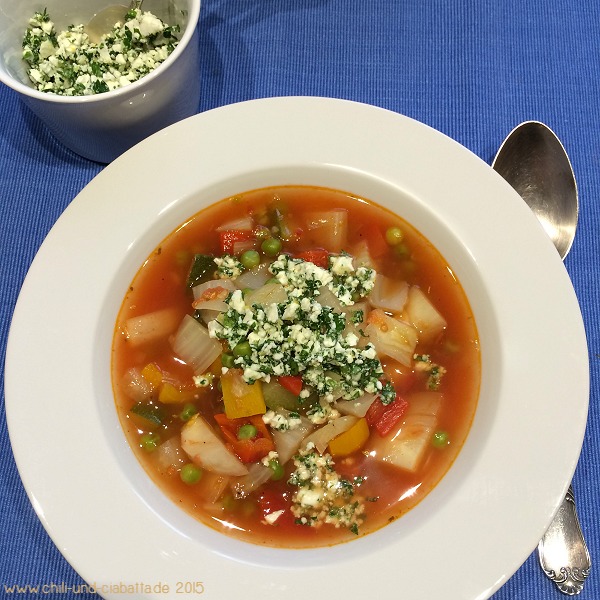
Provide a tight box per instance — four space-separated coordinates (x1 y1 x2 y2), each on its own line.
208 252 387 402
263 509 285 525
263 410 302 431
228 289 246 313
214 255 244 280
261 450 279 467
329 254 354 275
22 8 179 96
288 445 365 533
192 374 213 387
307 401 340 424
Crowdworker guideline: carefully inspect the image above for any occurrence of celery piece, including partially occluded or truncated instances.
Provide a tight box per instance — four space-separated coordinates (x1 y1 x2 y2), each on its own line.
262 380 299 411
187 254 216 289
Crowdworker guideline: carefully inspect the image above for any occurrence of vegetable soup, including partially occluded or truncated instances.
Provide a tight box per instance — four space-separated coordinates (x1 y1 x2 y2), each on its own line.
112 186 480 547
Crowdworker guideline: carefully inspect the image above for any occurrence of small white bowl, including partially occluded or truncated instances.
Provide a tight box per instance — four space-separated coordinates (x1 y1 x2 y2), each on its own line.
0 0 201 163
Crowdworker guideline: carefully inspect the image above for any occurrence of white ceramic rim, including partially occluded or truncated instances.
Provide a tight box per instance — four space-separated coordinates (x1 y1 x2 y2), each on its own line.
0 0 201 103
5 97 589 600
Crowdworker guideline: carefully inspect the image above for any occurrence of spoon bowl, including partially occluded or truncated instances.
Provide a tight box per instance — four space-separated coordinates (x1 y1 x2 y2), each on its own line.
492 121 578 259
87 0 143 43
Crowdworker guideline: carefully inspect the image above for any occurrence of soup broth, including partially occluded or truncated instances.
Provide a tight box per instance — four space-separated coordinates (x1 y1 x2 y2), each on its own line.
112 186 480 547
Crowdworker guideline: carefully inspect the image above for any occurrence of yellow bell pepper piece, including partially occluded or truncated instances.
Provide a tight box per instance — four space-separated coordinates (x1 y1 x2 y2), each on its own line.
141 362 163 388
328 417 370 457
158 382 197 404
221 369 266 419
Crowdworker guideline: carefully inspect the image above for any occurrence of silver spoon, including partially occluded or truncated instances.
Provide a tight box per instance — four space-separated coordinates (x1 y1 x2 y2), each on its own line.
87 0 143 44
492 121 591 595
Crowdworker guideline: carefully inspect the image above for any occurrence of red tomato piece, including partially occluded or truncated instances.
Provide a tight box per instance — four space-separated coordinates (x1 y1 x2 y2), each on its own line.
219 230 253 254
277 375 303 396
258 489 296 528
214 413 275 463
295 249 329 269
366 395 408 437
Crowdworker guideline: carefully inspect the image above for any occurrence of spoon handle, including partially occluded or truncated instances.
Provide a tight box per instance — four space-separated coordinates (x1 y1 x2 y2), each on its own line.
538 485 591 595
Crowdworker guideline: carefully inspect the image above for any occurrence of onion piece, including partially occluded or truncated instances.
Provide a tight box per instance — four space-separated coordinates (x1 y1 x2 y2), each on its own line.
121 367 154 401
181 414 249 476
198 471 230 505
171 315 222 374
369 274 409 313
216 216 254 231
365 309 418 367
245 282 287 306
192 280 235 323
232 239 257 255
235 262 272 290
231 462 273 499
316 285 344 313
156 436 188 474
335 393 378 418
192 298 229 313
272 410 315 464
302 415 358 454
192 279 236 301
124 308 180 348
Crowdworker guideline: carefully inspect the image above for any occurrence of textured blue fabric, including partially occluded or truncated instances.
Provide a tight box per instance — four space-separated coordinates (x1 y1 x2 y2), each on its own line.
1 1 598 598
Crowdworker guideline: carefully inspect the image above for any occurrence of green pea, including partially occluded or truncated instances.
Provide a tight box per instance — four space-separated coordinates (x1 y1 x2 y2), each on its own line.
237 424 258 440
432 430 450 448
240 249 260 269
221 352 235 368
386 226 404 246
140 432 161 452
179 402 198 422
393 242 410 258
222 493 238 512
180 463 203 484
233 341 252 357
268 459 285 481
261 237 282 257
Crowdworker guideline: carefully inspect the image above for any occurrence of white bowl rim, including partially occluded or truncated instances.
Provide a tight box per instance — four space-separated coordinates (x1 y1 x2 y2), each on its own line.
4 97 590 600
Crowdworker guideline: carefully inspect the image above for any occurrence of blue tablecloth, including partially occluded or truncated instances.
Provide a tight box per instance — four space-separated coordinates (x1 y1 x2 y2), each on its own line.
1 1 598 598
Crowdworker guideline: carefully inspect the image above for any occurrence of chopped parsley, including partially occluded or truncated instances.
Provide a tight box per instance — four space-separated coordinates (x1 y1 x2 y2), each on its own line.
214 255 244 279
414 354 447 390
208 254 394 403
22 8 179 96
